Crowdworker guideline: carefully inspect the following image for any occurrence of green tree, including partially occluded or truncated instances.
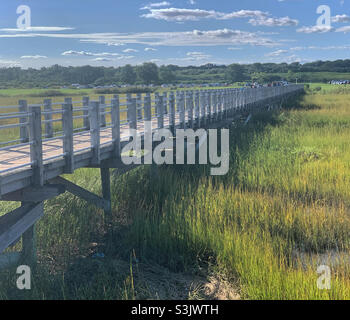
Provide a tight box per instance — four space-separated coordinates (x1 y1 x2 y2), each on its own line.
137 63 159 85
159 66 176 83
120 64 136 85
225 64 246 83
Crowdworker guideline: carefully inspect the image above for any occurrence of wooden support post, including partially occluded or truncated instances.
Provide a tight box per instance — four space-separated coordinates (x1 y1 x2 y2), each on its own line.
19 100 29 143
100 168 111 218
89 101 101 166
44 99 53 138
21 203 37 266
29 106 44 187
82 96 90 130
63 98 74 173
111 96 120 161
50 177 110 212
99 96 106 127
23 106 44 266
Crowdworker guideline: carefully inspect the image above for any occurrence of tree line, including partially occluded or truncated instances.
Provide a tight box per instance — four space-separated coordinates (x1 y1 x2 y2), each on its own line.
1 59 350 88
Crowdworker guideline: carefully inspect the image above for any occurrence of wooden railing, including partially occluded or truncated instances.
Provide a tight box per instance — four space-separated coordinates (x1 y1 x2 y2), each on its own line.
0 85 304 180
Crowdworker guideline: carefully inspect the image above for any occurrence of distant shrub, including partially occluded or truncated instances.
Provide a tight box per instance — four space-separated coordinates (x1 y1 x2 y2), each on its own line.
314 87 322 92
94 87 156 95
28 90 66 97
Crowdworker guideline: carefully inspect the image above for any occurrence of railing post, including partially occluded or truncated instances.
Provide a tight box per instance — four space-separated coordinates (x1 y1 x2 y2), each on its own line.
212 90 217 122
63 98 74 173
144 93 152 122
194 91 200 129
137 93 143 120
179 91 186 129
82 96 90 130
207 91 212 123
111 96 120 160
219 89 224 121
187 91 194 129
89 101 101 165
43 99 53 139
29 106 44 187
128 96 137 131
169 91 175 134
200 90 206 127
19 100 29 143
156 93 164 129
99 96 106 127
163 92 168 115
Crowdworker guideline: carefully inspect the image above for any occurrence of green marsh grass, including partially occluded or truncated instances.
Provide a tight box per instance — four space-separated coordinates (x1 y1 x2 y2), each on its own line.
1 87 350 299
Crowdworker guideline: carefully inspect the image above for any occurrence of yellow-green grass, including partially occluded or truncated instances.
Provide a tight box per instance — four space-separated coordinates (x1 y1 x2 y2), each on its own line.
1 88 350 299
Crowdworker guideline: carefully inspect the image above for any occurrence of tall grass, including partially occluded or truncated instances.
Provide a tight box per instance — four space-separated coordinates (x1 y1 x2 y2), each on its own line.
1 89 350 299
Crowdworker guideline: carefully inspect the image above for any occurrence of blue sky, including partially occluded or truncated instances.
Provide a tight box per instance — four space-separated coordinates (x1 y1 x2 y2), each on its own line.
0 0 350 68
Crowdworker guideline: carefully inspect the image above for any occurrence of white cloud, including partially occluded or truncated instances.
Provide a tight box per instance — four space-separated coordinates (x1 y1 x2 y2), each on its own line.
62 50 120 57
186 51 211 60
265 49 288 57
332 14 350 23
141 2 171 10
249 16 298 27
20 55 48 59
0 27 73 32
0 29 279 48
141 8 268 22
336 26 350 33
297 25 334 33
144 47 158 51
0 59 21 67
122 48 139 53
92 57 113 62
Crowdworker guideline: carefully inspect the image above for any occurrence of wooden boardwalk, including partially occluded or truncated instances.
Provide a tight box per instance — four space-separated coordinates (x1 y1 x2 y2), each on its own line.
0 85 304 266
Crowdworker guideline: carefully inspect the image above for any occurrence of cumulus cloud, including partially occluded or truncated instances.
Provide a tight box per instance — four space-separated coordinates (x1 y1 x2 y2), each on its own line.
141 8 268 22
140 7 298 27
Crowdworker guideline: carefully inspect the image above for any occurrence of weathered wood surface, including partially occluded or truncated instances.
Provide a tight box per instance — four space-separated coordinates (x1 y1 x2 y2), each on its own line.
0 86 304 198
